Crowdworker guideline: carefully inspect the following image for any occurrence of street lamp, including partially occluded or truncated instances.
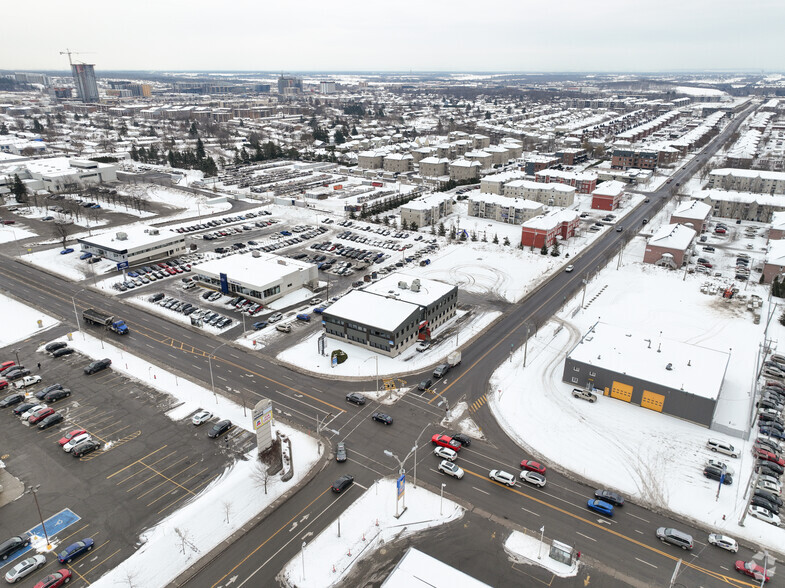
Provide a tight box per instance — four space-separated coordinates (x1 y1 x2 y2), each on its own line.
208 340 230 405
440 483 446 515
14 348 20 368
301 541 306 580
24 485 51 549
411 423 433 488
71 287 87 340
361 355 379 394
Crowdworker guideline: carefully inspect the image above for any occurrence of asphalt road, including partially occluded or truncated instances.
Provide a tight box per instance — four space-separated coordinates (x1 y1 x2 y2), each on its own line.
0 102 769 588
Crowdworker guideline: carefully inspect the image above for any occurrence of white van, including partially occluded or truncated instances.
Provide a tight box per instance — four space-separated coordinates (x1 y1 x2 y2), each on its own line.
707 439 738 458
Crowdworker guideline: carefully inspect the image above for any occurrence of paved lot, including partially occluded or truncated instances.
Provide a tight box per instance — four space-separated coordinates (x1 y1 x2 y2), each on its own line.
0 338 254 586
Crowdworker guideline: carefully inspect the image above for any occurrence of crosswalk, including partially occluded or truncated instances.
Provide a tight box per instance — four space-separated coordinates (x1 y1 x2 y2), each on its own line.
470 394 487 413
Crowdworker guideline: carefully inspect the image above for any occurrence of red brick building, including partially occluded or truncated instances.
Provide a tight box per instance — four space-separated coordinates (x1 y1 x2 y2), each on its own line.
591 181 626 211
643 224 697 269
670 200 712 233
521 210 580 248
535 169 597 194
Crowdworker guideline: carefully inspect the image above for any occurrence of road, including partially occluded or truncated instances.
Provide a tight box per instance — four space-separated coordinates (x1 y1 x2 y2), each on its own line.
0 102 767 588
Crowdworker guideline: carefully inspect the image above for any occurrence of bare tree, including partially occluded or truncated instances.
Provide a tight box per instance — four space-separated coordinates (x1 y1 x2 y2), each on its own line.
174 527 199 557
120 569 139 588
52 221 73 250
251 460 272 495
222 500 232 524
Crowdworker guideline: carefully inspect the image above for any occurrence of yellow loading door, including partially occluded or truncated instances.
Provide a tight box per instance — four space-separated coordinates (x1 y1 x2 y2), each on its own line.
610 381 633 402
641 390 664 412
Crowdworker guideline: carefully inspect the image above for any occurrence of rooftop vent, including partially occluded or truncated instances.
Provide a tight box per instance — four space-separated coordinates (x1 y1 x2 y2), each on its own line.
398 281 409 290
665 363 673 371
116 232 128 240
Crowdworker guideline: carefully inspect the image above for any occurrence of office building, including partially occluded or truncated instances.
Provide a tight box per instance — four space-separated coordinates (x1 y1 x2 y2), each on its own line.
71 63 99 103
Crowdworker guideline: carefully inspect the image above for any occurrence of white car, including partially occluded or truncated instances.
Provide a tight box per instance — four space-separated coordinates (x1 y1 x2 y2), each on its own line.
707 533 738 553
15 375 42 389
192 410 213 426
758 474 783 489
438 460 464 479
489 469 516 487
416 342 431 352
706 459 735 475
63 433 91 453
748 505 781 527
20 404 46 421
267 312 283 323
434 446 457 461
565 265 574 273
4 554 46 583
757 480 782 495
519 470 547 488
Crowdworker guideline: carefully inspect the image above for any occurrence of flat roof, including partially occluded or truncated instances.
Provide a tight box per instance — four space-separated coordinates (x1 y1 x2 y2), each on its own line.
468 192 542 209
195 251 314 284
569 322 728 401
382 547 490 588
325 289 418 332
592 180 626 197
363 272 455 306
78 225 181 250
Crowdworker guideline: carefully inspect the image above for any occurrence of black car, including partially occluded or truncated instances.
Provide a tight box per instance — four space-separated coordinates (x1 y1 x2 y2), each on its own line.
336 442 347 463
45 388 71 403
755 489 783 507
760 420 785 433
45 341 68 353
371 412 393 425
417 379 432 392
703 466 733 485
6 368 31 381
594 489 625 506
207 419 232 439
12 402 36 416
71 439 101 458
149 293 165 303
0 393 25 408
0 534 31 560
345 393 366 406
759 412 785 425
35 383 63 400
331 474 354 493
751 495 780 515
450 433 472 448
52 347 74 358
757 460 784 476
84 358 112 375
38 412 64 430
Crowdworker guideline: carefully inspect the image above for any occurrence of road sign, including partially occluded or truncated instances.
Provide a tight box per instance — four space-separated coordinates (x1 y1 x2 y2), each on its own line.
397 473 405 498
116 261 129 270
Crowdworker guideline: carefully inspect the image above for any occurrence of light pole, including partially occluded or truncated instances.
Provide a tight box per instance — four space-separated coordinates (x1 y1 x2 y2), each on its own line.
440 483 446 515
538 525 545 559
301 541 306 580
71 287 87 340
208 340 229 405
384 446 417 518
411 423 432 488
361 355 379 394
25 485 51 549
14 349 20 368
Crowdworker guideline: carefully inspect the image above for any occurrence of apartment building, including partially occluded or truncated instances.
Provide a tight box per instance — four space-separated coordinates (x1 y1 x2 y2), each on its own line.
707 169 785 194
467 193 543 224
503 180 576 207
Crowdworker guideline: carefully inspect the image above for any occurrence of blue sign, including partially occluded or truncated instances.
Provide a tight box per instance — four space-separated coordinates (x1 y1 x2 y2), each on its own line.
397 473 405 497
331 356 337 368
2 509 81 567
116 261 129 271
219 272 229 294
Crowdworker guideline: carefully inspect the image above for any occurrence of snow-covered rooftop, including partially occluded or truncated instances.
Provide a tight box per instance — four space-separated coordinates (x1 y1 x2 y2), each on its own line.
766 239 785 266
363 272 454 306
568 322 729 401
324 289 417 331
78 225 181 250
672 199 712 220
648 223 696 250
592 180 626 197
383 548 490 588
195 251 314 282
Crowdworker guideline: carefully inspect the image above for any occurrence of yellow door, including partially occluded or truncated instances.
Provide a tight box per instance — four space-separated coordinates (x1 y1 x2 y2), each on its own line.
610 381 632 402
641 390 665 412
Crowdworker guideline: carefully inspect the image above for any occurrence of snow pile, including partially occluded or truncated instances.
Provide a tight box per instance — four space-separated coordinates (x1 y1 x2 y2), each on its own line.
278 478 464 588
0 292 59 347
504 530 579 578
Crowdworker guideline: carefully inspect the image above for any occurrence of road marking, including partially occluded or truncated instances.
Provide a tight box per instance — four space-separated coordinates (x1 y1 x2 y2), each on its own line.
217 376 228 382
354 481 368 490
521 507 540 517
627 512 650 523
635 557 657 569
576 532 596 542
635 529 644 535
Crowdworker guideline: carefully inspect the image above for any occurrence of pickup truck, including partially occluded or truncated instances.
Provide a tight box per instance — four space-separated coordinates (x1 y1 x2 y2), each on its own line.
16 375 42 389
572 388 597 403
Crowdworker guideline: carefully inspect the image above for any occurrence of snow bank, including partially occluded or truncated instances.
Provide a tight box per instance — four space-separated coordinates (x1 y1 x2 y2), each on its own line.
0 292 59 347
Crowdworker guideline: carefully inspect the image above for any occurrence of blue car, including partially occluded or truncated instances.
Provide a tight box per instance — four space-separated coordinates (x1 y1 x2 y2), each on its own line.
760 427 785 440
296 313 311 322
127 271 139 278
252 321 268 330
58 537 94 563
586 499 614 517
313 307 325 314
60 248 74 255
90 204 101 209
79 252 93 260
280 230 292 236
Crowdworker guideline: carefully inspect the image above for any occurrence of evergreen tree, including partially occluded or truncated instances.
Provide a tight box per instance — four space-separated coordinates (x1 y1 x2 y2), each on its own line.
351 125 358 136
167 150 176 168
130 145 139 161
334 129 346 145
492 233 499 244
32 118 44 133
481 233 487 243
470 230 477 242
188 122 199 137
780 309 785 327
196 138 206 160
240 147 250 164
0 122 8 135
410 222 418 231
503 236 511 246
11 174 27 203
460 230 467 241
540 243 549 255
401 219 409 230
438 222 446 237
551 241 560 256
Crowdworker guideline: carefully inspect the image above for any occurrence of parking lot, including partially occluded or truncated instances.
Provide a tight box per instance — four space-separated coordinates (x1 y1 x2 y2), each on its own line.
0 339 254 586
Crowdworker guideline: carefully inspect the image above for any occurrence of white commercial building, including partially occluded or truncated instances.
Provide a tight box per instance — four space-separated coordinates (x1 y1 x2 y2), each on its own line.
0 157 117 193
78 226 186 267
194 251 318 304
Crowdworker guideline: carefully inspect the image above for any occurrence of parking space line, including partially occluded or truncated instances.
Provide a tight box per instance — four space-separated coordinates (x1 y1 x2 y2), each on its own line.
55 523 92 545
65 565 92 586
135 462 197 497
124 455 191 492
157 473 222 515
80 546 122 577
145 468 209 506
116 451 179 484
138 463 202 500
107 445 169 479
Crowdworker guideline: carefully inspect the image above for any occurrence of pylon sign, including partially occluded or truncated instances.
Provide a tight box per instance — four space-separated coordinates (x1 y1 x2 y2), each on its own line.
253 398 274 451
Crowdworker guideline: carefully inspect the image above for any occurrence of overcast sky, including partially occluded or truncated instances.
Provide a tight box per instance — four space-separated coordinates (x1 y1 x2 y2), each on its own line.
3 0 783 72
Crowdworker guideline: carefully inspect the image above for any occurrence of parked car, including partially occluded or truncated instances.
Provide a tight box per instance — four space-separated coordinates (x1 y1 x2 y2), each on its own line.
748 505 781 526
191 410 213 426
71 439 101 458
59 429 87 446
571 388 597 402
372 412 393 425
704 466 733 484
594 489 624 506
44 388 71 403
45 341 68 353
520 460 546 475
57 538 94 563
52 347 74 358
331 474 354 493
586 499 614 517
33 569 71 588
0 393 25 408
207 419 232 439
0 534 31 560
4 554 46 583
438 460 464 479
38 412 64 429
519 470 546 488
275 323 291 333
84 358 112 375
15 375 42 389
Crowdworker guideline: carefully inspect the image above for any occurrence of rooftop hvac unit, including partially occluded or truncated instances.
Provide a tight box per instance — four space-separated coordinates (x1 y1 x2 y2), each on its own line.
665 363 673 371
252 250 261 258
398 281 409 289
148 228 160 236
277 259 287 265
116 232 128 240
410 281 420 292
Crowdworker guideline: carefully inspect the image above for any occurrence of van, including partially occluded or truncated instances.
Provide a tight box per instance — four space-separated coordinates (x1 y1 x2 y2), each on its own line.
707 439 739 458
656 527 693 550
276 323 291 333
433 364 450 379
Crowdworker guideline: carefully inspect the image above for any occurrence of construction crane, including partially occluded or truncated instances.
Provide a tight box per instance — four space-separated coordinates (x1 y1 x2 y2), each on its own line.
60 49 95 66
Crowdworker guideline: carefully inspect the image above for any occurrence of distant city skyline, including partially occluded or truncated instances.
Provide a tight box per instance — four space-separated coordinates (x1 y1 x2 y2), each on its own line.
3 0 784 72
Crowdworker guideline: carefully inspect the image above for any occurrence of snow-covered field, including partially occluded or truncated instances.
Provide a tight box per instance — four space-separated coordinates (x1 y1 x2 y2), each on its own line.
0 223 37 244
38 332 321 588
278 478 464 588
0 292 59 348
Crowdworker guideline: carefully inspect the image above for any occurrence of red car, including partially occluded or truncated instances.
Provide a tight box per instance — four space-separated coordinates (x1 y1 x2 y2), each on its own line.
59 429 87 446
520 460 547 475
715 228 726 234
34 569 72 588
698 262 713 269
0 379 8 390
735 560 769 583
431 434 461 452
754 447 785 467
29 407 55 425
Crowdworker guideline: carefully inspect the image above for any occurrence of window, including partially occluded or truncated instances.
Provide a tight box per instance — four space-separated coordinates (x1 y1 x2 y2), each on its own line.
589 371 596 377
571 377 579 384
573 366 580 372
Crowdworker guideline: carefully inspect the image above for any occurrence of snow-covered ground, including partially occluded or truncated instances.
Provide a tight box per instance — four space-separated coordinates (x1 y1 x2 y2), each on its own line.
486 223 784 550
0 223 37 244
38 332 321 588
274 309 500 378
0 292 59 348
504 530 579 578
278 478 464 588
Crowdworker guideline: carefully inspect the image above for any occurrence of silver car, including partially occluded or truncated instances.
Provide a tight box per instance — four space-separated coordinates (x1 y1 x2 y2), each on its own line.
5 554 46 583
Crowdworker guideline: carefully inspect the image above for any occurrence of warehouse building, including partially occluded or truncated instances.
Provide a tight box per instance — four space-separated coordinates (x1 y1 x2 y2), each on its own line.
194 251 318 303
322 273 457 357
563 323 729 428
78 226 186 267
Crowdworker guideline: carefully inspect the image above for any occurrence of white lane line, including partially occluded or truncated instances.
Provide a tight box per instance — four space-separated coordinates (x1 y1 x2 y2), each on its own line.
217 375 228 382
576 532 596 542
635 529 644 535
313 388 323 393
472 487 490 496
282 375 293 381
720 566 729 571
167 353 177 359
627 512 650 523
521 507 540 517
635 557 657 569
192 365 202 370
354 481 368 490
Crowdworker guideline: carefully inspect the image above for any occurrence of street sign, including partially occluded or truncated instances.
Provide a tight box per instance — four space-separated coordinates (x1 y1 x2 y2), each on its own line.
397 473 405 498
116 261 129 271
